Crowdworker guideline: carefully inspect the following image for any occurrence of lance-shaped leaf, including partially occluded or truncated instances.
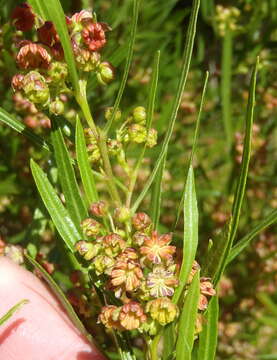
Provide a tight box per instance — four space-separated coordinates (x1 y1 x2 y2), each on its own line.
51 120 87 229
0 107 51 152
25 254 94 345
176 271 200 360
228 209 277 264
131 0 200 213
204 57 259 286
197 296 219 360
76 117 98 205
173 166 198 304
30 159 81 252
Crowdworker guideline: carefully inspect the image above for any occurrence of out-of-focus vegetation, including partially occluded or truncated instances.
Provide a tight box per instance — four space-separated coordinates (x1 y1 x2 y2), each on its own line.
0 0 276 359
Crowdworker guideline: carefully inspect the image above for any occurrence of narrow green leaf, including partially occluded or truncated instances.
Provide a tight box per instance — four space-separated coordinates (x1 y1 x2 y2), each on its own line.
0 300 29 326
205 57 259 286
30 159 81 252
150 154 166 228
221 29 233 149
0 107 51 152
176 271 200 360
173 166 198 304
132 0 200 212
51 120 87 229
28 0 47 18
25 254 93 344
257 293 277 317
31 0 79 93
197 296 219 360
76 117 98 205
104 0 140 134
228 209 277 264
174 71 209 229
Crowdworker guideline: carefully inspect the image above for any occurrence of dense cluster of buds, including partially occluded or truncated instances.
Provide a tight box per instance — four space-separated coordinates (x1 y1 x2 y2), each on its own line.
85 106 157 171
10 4 114 119
75 208 216 335
215 5 241 36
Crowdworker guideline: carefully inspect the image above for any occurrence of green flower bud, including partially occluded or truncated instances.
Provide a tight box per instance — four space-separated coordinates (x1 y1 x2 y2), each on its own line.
49 99 64 115
75 240 101 261
93 254 115 275
114 206 131 223
22 71 50 106
97 62 115 85
81 218 102 237
147 128 158 148
133 106 146 124
105 107 121 122
146 297 179 326
128 124 147 144
48 61 68 83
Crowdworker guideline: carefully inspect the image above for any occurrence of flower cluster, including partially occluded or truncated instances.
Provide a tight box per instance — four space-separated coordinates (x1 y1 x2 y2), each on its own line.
215 5 241 37
11 4 114 118
75 208 216 335
75 209 179 333
85 106 158 171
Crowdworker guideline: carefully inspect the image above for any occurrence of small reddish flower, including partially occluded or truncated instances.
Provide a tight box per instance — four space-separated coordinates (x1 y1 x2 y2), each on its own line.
98 305 122 330
16 42 51 70
140 231 176 264
90 200 108 217
37 21 59 47
198 294 208 311
11 74 24 91
11 3 35 32
111 259 143 292
82 22 107 52
103 233 126 257
132 212 152 231
187 260 201 284
71 10 92 24
119 302 147 330
200 277 216 297
146 267 178 298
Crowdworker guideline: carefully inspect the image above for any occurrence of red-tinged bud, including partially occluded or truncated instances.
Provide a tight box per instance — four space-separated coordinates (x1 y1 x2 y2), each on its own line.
82 21 108 52
81 218 102 237
90 201 108 217
11 3 35 32
37 21 59 47
132 212 152 231
71 10 93 24
11 74 24 91
16 42 51 70
119 302 147 330
198 294 208 311
133 232 149 246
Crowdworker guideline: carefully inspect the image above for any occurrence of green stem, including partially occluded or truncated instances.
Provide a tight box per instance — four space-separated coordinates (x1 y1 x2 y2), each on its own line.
149 334 161 360
76 81 121 205
221 28 233 151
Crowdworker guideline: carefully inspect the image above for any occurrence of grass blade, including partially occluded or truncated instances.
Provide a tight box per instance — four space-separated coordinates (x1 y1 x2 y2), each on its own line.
257 293 277 317
76 117 98 205
28 0 47 18
25 254 93 344
0 107 51 152
205 57 259 285
32 0 79 93
0 300 29 326
174 71 209 229
30 159 81 252
132 0 200 213
176 271 200 360
197 296 219 360
173 166 198 304
51 120 87 229
104 0 140 134
228 209 277 264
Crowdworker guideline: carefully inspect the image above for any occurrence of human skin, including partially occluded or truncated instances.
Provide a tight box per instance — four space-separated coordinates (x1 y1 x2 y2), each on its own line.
0 256 105 360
